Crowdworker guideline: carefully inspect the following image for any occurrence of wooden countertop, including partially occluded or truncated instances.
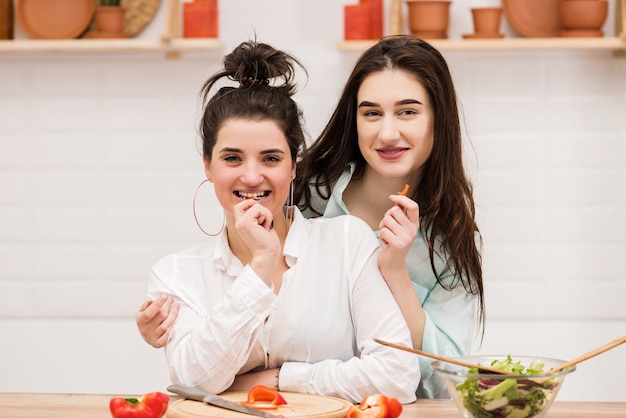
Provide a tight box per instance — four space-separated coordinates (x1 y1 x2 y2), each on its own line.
0 392 625 417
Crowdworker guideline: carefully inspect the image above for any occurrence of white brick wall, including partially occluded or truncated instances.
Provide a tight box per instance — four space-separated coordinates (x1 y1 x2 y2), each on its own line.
0 0 624 402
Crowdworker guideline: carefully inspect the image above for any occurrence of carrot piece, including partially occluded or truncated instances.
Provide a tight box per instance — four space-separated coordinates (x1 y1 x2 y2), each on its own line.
397 184 410 196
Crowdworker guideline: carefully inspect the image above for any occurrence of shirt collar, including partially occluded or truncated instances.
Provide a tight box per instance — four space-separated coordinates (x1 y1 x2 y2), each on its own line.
282 207 305 267
212 228 238 274
212 207 307 272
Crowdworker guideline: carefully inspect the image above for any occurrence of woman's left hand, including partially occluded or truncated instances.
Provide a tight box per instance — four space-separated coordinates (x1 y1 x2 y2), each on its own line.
377 194 419 283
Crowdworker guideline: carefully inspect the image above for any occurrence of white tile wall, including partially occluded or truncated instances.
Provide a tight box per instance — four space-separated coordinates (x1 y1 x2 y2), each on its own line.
0 0 624 402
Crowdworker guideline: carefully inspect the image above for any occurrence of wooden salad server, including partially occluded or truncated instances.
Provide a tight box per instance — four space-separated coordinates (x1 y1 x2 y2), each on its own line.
373 338 516 375
545 335 626 374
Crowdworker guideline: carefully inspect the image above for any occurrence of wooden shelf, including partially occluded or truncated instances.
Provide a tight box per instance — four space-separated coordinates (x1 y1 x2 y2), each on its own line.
0 38 225 55
337 37 626 55
1 37 624 57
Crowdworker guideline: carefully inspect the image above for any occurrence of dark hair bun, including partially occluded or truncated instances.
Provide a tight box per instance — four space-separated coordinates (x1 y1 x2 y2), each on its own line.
223 40 304 95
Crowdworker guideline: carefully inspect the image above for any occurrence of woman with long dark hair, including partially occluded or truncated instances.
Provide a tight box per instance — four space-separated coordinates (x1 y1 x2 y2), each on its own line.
296 35 484 398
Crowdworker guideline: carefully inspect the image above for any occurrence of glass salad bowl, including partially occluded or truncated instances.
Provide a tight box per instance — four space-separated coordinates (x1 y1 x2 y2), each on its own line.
432 355 575 418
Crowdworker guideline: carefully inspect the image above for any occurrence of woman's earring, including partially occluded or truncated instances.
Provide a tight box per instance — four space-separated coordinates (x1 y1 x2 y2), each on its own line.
193 179 225 236
283 179 295 231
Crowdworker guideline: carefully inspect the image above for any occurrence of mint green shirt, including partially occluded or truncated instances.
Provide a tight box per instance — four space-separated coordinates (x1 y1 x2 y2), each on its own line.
310 162 480 398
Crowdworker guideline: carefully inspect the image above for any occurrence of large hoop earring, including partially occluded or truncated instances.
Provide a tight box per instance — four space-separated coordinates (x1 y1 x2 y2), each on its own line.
283 179 295 231
193 179 225 236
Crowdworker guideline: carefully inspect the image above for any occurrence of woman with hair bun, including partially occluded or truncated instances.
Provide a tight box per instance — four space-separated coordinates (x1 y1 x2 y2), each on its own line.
141 40 419 404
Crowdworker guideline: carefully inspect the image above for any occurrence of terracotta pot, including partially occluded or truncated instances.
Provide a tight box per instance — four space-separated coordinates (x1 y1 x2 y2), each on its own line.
406 0 451 39
94 5 126 34
558 0 608 30
471 7 503 34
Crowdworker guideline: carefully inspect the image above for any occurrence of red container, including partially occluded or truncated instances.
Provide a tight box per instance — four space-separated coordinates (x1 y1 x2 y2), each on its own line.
344 4 370 40
183 0 218 38
360 0 383 39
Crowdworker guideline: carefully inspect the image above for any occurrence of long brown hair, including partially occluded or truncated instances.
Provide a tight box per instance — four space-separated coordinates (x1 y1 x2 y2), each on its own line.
296 35 484 329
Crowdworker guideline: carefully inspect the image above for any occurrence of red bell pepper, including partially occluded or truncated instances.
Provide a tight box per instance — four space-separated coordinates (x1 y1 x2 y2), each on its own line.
238 385 287 410
109 392 169 418
346 394 403 418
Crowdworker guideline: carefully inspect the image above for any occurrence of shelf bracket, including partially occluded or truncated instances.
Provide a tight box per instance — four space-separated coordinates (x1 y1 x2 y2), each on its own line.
615 0 626 57
161 0 181 59
616 0 626 56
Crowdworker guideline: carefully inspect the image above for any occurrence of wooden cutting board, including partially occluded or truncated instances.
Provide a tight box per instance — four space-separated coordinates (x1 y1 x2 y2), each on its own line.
167 392 353 418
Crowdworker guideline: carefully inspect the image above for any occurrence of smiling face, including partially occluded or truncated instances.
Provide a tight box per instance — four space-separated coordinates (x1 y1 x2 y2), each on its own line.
204 118 296 221
356 69 434 183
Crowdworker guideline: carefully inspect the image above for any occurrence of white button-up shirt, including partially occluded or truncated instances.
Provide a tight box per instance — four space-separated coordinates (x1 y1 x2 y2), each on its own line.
148 209 420 403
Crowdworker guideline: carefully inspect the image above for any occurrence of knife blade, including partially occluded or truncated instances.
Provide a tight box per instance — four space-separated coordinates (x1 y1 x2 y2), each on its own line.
167 384 281 418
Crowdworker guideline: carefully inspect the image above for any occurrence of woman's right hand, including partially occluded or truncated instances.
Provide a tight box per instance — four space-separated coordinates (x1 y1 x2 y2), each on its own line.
135 293 179 348
233 199 281 284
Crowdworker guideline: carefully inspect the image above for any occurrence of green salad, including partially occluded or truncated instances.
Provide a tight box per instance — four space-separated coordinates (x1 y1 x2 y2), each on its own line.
456 356 560 418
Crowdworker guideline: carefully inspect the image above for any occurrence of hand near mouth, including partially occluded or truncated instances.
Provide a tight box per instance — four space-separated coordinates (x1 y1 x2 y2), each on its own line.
234 199 281 286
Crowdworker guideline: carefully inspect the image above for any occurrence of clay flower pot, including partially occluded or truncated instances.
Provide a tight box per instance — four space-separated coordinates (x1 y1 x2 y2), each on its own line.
471 7 503 34
558 0 608 36
94 5 126 34
406 0 452 39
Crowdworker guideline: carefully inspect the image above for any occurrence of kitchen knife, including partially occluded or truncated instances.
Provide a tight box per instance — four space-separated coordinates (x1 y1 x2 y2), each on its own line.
167 384 281 418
